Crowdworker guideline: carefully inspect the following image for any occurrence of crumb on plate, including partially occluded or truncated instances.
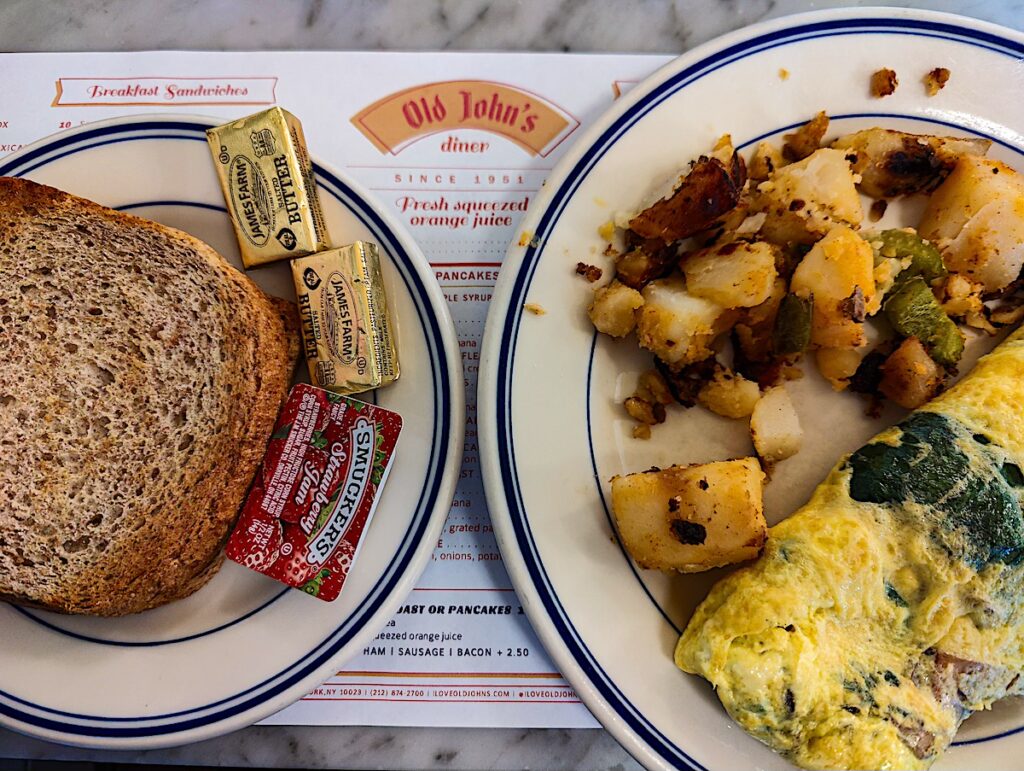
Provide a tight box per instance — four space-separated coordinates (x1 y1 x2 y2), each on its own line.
524 302 546 316
870 67 898 97
924 67 951 96
869 199 888 222
778 68 790 81
576 262 603 282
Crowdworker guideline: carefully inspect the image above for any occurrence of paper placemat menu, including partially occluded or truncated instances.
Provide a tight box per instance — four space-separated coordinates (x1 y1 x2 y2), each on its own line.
0 50 670 728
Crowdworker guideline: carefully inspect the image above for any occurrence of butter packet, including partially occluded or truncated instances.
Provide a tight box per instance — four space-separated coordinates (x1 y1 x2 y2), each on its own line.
207 107 330 268
291 242 400 395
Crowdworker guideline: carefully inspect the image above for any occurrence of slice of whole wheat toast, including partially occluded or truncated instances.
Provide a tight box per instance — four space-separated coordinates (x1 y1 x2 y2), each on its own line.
0 177 300 616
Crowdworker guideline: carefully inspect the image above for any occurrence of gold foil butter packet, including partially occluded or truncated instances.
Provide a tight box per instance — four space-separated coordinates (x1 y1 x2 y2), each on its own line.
291 242 400 395
207 107 330 268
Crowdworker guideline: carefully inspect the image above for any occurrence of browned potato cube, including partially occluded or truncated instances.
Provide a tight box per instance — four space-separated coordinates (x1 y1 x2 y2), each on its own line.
790 226 876 349
783 110 829 161
698 369 760 419
753 148 863 245
682 240 779 309
919 155 1024 293
636 276 735 366
879 337 943 409
816 346 867 391
628 155 745 243
588 280 644 338
749 141 786 183
832 128 990 198
750 385 803 463
611 458 767 573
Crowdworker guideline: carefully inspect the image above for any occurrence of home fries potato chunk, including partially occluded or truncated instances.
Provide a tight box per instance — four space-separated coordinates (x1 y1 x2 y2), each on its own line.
585 116 1024 459
753 147 863 245
587 115 1024 579
611 459 766 573
919 155 1024 293
831 127 990 198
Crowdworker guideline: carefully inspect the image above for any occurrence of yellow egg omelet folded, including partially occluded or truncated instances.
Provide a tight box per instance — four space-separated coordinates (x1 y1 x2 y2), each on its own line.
676 328 1024 770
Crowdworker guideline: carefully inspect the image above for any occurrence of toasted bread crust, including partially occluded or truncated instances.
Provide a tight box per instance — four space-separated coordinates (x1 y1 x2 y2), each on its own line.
0 177 299 616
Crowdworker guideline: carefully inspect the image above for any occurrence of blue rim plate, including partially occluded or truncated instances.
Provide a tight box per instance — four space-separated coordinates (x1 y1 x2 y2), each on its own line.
0 116 463 749
480 8 1024 771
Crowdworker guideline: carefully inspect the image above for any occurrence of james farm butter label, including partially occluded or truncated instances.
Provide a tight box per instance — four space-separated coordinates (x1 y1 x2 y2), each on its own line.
226 384 402 602
207 106 330 268
291 242 400 395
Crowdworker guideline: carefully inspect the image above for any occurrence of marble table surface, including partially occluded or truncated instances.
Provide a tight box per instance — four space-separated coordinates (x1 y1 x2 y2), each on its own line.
2 1 1023 769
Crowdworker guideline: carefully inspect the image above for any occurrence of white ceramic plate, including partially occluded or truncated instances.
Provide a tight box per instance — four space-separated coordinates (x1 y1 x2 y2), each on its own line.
0 116 463 749
480 8 1024 771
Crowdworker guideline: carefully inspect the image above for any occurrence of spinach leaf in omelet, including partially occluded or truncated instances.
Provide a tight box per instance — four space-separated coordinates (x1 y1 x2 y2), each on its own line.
847 412 1024 568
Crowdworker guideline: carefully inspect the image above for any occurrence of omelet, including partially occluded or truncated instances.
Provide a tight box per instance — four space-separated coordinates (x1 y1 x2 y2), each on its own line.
676 327 1024 770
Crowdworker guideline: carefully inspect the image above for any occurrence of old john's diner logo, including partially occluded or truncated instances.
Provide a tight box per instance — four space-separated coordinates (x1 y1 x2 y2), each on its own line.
351 80 579 157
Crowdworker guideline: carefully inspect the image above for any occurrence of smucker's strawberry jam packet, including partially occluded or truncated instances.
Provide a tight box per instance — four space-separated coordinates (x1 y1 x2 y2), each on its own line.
226 383 402 601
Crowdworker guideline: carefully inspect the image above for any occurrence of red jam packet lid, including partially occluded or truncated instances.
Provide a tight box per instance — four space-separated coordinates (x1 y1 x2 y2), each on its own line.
226 383 402 601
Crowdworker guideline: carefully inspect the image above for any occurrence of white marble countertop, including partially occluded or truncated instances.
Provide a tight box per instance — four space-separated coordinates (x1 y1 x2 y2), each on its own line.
1 0 1022 54
2 1 1023 769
